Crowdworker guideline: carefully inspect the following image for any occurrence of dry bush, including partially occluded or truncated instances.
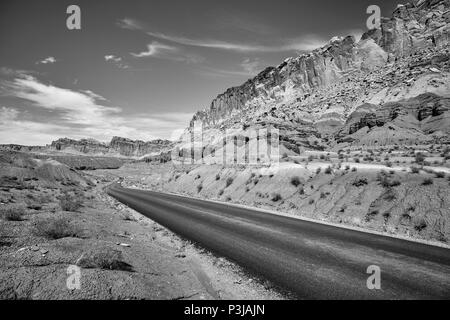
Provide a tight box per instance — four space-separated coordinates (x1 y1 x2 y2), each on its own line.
59 191 83 212
290 176 301 187
410 166 420 174
352 177 368 187
422 178 433 185
271 193 282 202
77 247 133 271
33 217 80 239
225 177 234 188
0 206 25 221
434 171 445 178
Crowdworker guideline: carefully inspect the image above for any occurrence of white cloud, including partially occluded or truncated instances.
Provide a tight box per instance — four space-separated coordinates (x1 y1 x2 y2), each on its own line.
4 75 120 126
240 58 264 75
117 18 326 53
37 56 56 64
130 41 204 63
0 74 192 144
104 55 129 69
130 41 178 58
104 55 122 62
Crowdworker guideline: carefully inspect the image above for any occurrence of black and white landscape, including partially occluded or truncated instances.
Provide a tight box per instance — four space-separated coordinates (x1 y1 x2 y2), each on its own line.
0 0 449 300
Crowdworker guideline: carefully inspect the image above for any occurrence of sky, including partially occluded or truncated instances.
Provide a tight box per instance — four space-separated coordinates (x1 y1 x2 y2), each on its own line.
0 0 399 145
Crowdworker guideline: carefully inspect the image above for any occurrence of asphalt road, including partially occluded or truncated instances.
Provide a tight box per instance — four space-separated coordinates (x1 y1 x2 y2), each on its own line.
107 184 450 299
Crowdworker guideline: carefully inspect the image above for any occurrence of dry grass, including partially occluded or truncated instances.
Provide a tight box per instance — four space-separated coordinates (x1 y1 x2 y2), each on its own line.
0 206 25 221
59 191 84 212
290 176 301 187
33 217 80 239
77 247 133 271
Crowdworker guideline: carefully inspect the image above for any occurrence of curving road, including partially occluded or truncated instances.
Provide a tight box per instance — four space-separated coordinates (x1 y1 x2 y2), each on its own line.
107 184 450 299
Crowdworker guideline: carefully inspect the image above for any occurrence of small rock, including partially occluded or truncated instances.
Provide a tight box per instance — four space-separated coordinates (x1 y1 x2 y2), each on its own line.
30 245 39 252
118 243 131 247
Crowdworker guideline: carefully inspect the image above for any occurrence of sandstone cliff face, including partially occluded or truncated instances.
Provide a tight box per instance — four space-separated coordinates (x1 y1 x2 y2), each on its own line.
109 136 172 157
49 137 172 158
181 0 450 151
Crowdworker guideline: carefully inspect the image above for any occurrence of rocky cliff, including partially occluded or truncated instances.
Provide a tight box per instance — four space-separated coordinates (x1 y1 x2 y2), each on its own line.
50 137 172 158
183 0 450 151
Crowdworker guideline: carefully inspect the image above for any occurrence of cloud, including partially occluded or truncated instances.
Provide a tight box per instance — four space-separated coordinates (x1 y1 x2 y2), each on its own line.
0 106 19 123
37 57 56 64
117 18 326 53
104 54 130 69
130 41 204 64
0 73 191 144
2 74 120 126
116 17 144 30
130 41 177 58
240 58 264 75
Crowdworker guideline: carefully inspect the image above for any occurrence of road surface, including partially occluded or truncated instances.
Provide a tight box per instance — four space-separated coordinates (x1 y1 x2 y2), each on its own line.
107 184 450 299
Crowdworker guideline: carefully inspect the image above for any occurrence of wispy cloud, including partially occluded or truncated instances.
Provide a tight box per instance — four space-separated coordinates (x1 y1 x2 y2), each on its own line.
240 58 265 75
36 56 56 64
130 41 204 64
117 17 326 53
0 72 191 144
104 55 130 69
130 41 177 58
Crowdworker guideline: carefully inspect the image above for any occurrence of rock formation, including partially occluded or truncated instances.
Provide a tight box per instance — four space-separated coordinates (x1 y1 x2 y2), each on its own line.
181 0 450 153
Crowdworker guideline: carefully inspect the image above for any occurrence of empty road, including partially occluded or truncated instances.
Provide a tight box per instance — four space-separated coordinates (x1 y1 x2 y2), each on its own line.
107 184 450 299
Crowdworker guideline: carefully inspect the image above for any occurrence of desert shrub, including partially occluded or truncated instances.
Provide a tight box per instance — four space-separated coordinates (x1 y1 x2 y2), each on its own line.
319 154 325 160
319 191 327 199
365 210 379 221
434 171 445 178
324 166 333 174
197 183 203 193
422 178 433 185
225 177 234 188
382 212 391 219
383 188 396 201
385 161 393 167
316 167 321 174
33 217 80 239
352 178 368 187
410 166 420 174
308 199 315 205
218 189 224 196
121 212 136 221
282 152 288 159
245 187 250 192
0 206 25 221
415 152 425 164
351 167 357 172
215 174 220 181
195 174 201 180
271 193 282 202
354 158 360 163
59 191 83 212
290 176 301 187
345 165 350 171
414 218 427 231
77 247 133 271
225 196 232 201
299 188 305 195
